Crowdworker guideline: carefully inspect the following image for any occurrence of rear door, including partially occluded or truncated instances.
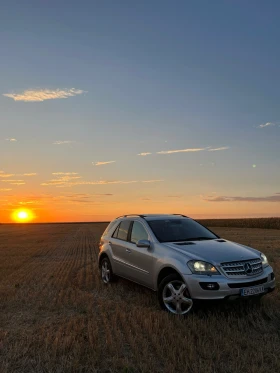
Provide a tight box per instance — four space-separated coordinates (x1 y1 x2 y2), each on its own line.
109 220 132 276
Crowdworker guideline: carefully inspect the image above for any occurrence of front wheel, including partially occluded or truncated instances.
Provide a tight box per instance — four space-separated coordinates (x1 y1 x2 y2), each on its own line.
158 274 193 315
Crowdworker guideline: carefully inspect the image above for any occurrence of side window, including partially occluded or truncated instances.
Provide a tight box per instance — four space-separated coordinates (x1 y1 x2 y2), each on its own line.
104 220 117 236
112 223 120 238
112 220 131 241
131 221 148 244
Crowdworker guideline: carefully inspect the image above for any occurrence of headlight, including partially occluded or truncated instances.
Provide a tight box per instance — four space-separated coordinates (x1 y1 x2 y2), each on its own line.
188 260 220 275
261 253 268 267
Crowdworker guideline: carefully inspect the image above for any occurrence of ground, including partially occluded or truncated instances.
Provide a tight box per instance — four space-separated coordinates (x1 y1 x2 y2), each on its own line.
0 223 279 373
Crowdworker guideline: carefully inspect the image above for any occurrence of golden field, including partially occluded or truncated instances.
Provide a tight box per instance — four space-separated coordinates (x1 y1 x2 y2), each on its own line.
0 222 280 373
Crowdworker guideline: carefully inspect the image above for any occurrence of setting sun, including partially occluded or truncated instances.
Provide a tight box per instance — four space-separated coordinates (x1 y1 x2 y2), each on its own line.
12 209 34 223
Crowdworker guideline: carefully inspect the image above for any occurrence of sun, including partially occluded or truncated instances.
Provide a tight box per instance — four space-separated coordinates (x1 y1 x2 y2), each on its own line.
12 209 34 223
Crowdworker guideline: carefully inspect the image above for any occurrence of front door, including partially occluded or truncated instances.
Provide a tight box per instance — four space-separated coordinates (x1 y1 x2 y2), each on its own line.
123 221 155 288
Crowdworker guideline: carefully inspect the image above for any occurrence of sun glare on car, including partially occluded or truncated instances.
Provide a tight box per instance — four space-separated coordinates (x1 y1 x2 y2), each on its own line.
12 209 34 223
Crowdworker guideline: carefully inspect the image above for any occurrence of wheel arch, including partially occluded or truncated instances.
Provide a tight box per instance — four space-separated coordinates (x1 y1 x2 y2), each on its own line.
157 266 184 290
98 252 109 268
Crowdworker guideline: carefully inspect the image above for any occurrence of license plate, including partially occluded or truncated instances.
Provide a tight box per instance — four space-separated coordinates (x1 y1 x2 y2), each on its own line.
241 285 265 297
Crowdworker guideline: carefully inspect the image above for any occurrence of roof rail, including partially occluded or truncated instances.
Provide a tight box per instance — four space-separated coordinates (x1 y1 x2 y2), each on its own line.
116 214 146 219
173 214 189 218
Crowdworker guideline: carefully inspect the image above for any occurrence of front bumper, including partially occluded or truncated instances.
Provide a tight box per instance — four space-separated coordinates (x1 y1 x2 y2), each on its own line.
184 265 275 300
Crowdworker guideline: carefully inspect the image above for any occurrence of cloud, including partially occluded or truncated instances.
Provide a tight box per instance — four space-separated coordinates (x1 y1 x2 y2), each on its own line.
66 193 113 198
208 146 230 151
52 172 78 175
23 173 37 176
6 138 17 142
157 146 229 154
141 179 164 183
0 172 15 178
138 152 152 156
203 193 280 202
53 140 76 145
41 179 163 187
1 179 24 182
157 147 208 154
258 122 275 128
93 161 116 166
0 188 12 191
3 88 86 102
167 195 182 198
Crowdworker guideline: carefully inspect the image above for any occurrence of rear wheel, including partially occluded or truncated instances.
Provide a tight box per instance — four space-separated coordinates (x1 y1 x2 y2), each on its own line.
158 274 193 315
100 257 115 284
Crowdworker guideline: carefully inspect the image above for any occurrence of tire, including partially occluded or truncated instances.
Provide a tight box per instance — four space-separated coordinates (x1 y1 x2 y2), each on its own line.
100 257 116 284
158 274 193 315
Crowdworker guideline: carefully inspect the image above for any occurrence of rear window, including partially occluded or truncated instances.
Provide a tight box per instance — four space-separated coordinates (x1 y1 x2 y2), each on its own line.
112 220 131 241
103 220 118 236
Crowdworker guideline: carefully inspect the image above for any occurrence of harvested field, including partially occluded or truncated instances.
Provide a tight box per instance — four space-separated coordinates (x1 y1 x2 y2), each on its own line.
198 217 280 230
0 223 280 373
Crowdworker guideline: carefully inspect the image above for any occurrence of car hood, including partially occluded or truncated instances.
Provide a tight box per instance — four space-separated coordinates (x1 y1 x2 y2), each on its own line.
162 239 260 264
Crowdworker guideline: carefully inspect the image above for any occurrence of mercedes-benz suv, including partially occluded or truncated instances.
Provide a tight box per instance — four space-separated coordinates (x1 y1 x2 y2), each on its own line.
98 214 275 315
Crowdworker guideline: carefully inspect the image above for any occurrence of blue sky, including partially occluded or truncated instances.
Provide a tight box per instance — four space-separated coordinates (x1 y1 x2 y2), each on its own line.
1 0 280 222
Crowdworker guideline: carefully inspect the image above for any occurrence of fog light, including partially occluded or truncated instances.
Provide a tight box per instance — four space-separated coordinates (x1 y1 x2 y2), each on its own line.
271 272 275 281
199 282 219 290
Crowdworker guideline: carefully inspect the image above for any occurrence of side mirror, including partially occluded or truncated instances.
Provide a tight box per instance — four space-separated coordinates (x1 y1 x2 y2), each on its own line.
136 239 150 248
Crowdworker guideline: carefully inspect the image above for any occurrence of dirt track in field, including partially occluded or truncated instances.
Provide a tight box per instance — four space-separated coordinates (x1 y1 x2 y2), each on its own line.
0 223 280 373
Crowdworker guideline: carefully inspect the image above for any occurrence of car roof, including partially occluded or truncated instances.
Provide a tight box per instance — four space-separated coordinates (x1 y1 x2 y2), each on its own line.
116 214 190 222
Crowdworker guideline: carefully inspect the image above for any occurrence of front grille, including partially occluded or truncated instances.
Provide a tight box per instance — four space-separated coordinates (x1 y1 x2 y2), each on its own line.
220 258 263 278
228 277 267 288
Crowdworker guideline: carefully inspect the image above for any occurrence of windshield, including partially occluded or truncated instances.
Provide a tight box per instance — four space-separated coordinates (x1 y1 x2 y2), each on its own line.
147 219 218 243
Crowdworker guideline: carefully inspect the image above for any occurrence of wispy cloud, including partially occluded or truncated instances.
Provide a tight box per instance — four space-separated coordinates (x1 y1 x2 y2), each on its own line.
208 146 230 151
157 147 208 154
93 161 116 166
5 138 17 142
2 179 24 183
258 122 275 128
157 146 229 154
0 188 12 191
142 179 164 183
52 172 78 175
0 172 15 178
53 140 76 145
3 88 86 102
23 173 37 176
138 152 152 156
203 193 280 202
41 177 163 187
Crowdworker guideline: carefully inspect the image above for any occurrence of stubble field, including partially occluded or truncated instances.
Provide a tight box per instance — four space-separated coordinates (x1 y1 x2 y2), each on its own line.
0 223 280 373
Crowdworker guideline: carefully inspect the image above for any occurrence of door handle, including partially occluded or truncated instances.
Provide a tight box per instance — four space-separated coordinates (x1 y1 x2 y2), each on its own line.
109 242 112 245
126 248 131 253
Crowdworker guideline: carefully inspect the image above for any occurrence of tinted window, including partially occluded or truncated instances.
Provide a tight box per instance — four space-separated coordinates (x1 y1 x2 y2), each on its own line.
131 221 148 244
103 220 118 236
114 220 131 241
148 219 217 243
112 223 120 238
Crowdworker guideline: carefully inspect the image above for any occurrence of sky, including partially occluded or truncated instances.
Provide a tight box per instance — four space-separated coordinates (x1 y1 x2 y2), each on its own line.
1 0 280 222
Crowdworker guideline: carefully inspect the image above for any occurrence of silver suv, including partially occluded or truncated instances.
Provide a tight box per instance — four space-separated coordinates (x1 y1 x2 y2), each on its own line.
98 214 275 315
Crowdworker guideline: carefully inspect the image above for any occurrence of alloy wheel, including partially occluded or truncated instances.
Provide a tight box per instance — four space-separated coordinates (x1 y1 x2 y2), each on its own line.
162 280 193 315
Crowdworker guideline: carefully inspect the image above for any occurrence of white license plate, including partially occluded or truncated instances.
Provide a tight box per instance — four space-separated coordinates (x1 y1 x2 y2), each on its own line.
241 285 265 297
